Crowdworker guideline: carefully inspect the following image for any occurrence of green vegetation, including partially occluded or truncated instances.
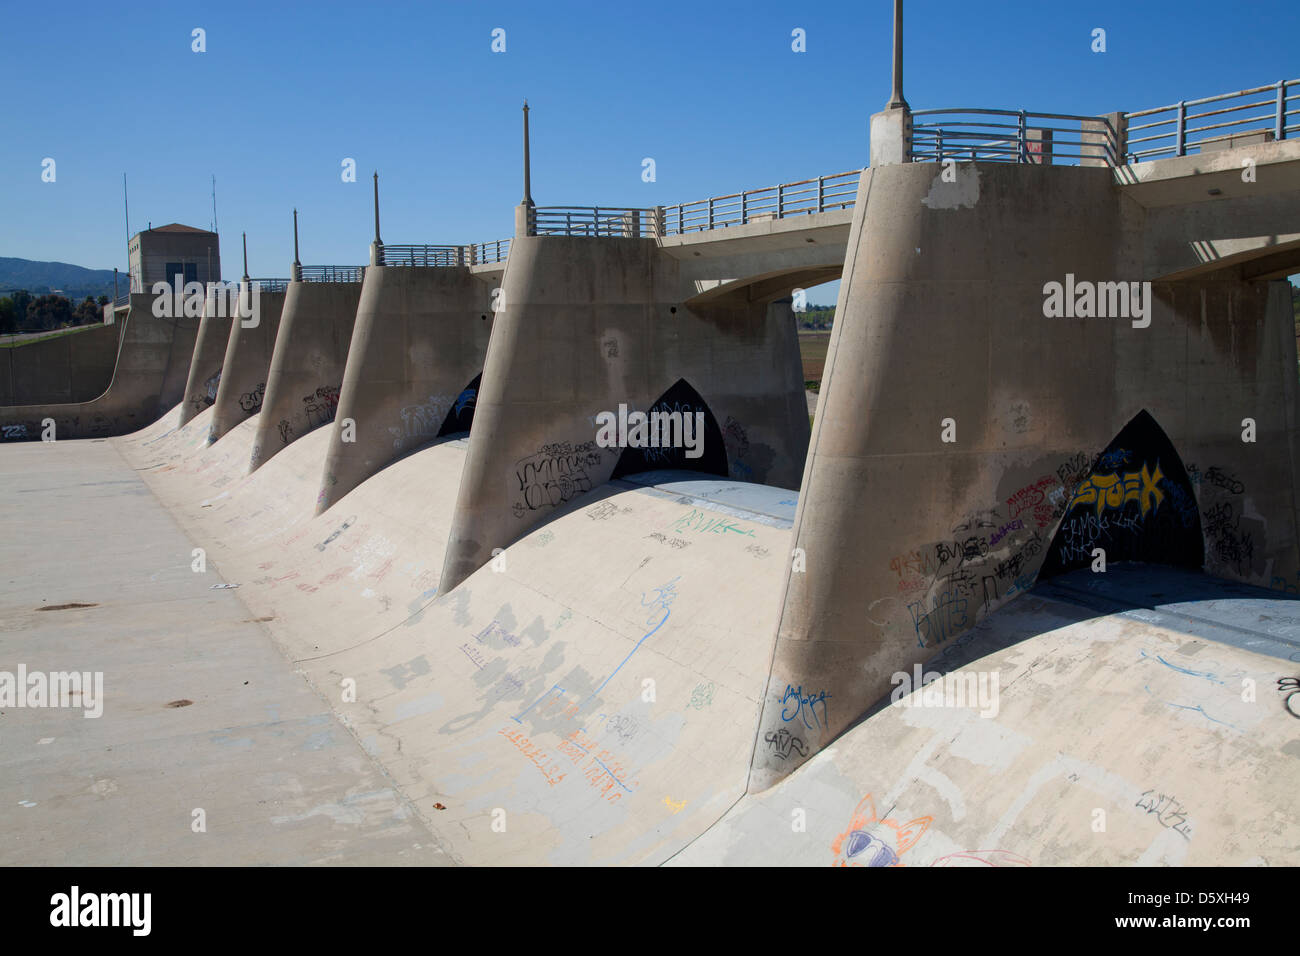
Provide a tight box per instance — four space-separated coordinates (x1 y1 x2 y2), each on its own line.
798 329 832 385
0 290 106 335
796 305 834 331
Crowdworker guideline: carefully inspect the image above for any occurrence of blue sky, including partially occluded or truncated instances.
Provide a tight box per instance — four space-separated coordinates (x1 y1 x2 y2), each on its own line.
2 0 1297 300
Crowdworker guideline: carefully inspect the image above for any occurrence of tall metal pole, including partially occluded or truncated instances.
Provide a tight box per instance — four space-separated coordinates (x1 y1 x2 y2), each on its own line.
373 172 382 245
522 100 533 206
886 0 908 110
242 232 249 280
292 209 301 281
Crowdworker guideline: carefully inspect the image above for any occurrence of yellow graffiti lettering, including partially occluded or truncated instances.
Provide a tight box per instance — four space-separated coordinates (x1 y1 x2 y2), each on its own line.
1069 461 1165 518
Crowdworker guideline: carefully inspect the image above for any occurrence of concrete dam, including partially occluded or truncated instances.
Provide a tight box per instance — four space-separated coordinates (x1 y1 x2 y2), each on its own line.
3 56 1300 868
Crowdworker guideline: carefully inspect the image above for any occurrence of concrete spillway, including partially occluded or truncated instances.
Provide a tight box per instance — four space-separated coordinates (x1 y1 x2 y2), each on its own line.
178 288 236 428
316 265 493 514
249 279 361 470
208 284 286 445
0 322 120 407
0 294 198 441
3 398 1296 865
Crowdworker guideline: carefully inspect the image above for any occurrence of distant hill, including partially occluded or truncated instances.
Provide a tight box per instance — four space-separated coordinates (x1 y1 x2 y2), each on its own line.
0 257 129 302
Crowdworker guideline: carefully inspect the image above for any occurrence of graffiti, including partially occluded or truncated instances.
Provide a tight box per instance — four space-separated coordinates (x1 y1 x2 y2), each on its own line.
1056 451 1093 488
587 501 632 521
277 419 294 444
1135 789 1192 839
1006 475 1060 527
1040 411 1203 579
498 727 565 787
1203 466 1245 496
908 590 969 649
667 508 756 538
646 532 690 549
662 796 687 814
689 681 715 710
453 388 476 418
238 382 265 412
1097 448 1130 470
779 683 831 731
1069 462 1165 518
831 794 932 867
1278 677 1300 718
605 714 638 742
602 337 619 358
1202 502 1255 575
763 727 807 761
314 515 356 552
387 392 455 449
460 643 488 669
988 519 1025 547
1 424 28 441
515 441 602 513
303 385 341 428
745 543 770 558
474 620 521 648
889 550 940 580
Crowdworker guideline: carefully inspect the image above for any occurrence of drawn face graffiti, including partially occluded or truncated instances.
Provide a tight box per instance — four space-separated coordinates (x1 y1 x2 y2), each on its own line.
830 794 931 868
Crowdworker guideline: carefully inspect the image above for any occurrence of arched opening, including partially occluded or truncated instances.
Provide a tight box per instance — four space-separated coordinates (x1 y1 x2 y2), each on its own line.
1038 409 1204 581
437 373 481 437
610 378 728 480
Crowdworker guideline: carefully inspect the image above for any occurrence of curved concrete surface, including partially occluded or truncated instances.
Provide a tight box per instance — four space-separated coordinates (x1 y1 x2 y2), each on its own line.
753 160 1300 788
439 234 811 595
108 415 1300 865
0 294 198 441
178 289 237 427
0 393 1292 865
249 280 361 470
316 265 493 514
673 566 1300 866
208 285 286 445
0 322 120 407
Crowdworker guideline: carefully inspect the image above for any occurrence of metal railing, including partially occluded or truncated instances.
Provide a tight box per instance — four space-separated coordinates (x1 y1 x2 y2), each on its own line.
112 291 131 306
376 241 511 266
531 206 659 238
910 110 1116 165
661 170 860 234
247 278 290 292
298 265 366 283
1124 79 1298 161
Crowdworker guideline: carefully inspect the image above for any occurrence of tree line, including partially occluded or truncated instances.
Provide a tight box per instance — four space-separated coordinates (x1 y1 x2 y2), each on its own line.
0 291 107 335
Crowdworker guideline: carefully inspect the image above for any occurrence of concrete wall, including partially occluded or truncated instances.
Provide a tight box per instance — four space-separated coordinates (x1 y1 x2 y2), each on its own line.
208 287 286 445
0 293 200 441
749 160 1300 789
178 289 236 427
0 323 121 406
315 265 494 514
438 235 811 593
249 280 361 470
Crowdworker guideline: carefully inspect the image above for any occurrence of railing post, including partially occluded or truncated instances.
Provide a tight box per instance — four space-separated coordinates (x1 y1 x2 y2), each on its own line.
1017 110 1028 163
708 197 714 230
1277 80 1287 142
678 206 683 234
777 184 784 218
1175 101 1186 156
741 191 747 225
817 176 825 213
